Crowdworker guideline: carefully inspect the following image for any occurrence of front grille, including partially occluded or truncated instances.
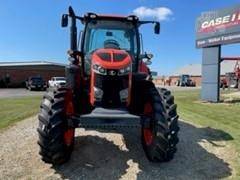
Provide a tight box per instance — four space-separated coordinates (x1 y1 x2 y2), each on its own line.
94 73 129 108
32 81 44 85
59 82 66 85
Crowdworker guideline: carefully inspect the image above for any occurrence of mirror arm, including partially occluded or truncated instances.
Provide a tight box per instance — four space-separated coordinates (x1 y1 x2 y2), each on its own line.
68 6 84 23
139 20 157 25
138 21 160 34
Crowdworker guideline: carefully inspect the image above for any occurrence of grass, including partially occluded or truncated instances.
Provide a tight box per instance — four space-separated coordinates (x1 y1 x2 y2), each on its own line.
0 96 42 130
173 90 240 177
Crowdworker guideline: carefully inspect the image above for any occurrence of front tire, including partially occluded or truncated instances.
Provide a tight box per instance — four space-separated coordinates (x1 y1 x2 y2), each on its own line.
37 88 75 165
141 85 179 162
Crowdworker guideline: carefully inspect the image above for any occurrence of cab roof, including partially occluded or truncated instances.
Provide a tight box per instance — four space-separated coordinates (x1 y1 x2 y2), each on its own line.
81 12 139 24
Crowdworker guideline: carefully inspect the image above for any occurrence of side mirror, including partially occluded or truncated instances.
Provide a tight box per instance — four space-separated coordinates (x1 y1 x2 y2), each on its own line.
146 53 153 59
154 22 160 34
140 53 153 65
140 53 153 60
61 14 68 27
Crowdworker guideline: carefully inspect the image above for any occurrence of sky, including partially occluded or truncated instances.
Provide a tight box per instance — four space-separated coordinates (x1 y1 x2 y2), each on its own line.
0 0 240 75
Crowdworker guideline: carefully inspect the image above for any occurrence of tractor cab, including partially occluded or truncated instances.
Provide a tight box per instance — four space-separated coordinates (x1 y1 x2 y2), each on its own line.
83 18 138 75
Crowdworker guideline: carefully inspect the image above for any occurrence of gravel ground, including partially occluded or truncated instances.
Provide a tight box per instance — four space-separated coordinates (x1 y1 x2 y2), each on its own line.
0 116 237 180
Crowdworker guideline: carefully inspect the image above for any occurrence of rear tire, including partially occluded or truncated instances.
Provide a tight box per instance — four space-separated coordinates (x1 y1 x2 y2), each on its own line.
141 85 179 162
37 88 74 165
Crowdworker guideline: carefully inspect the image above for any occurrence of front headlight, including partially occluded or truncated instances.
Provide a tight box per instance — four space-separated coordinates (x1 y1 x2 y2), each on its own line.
93 64 107 75
118 65 131 76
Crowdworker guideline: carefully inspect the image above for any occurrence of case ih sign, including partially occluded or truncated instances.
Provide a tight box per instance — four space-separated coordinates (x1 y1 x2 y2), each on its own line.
196 4 240 48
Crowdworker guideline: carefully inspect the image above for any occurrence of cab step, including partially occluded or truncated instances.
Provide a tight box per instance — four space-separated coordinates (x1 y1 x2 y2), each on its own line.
69 108 141 128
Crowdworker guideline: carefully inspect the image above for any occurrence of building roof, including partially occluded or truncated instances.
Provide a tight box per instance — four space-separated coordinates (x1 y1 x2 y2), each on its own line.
172 61 238 76
0 61 66 67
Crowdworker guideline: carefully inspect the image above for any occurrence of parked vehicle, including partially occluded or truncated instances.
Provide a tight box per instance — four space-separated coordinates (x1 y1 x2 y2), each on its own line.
220 78 228 89
225 72 240 89
37 7 179 165
176 74 196 87
222 59 240 90
48 77 66 88
25 76 47 91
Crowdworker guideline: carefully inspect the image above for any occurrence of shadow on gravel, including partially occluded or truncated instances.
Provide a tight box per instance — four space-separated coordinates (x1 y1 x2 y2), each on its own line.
53 122 233 180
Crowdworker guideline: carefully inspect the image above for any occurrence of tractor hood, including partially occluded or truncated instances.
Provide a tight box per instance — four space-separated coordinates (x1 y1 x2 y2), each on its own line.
92 49 131 69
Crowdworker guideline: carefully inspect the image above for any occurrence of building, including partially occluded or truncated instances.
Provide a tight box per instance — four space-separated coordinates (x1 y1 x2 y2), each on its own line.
0 61 66 87
153 61 237 86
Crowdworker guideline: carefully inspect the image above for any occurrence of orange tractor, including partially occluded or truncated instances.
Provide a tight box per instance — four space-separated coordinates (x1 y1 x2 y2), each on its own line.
37 7 179 165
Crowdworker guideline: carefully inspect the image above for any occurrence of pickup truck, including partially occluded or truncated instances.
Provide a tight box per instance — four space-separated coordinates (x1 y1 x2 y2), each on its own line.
48 77 66 88
26 76 47 91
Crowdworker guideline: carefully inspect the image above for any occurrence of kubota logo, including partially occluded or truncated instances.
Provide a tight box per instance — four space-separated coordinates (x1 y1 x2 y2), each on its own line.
199 12 240 33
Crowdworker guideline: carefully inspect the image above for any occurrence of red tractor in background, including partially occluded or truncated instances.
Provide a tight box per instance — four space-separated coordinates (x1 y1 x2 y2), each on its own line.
234 60 240 89
37 7 179 165
222 57 240 89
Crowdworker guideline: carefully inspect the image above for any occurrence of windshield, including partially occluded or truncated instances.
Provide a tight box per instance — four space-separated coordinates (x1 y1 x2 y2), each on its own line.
83 20 137 74
55 77 66 81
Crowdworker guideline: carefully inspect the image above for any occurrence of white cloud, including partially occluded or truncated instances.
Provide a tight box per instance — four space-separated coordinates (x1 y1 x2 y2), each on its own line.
133 6 173 21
